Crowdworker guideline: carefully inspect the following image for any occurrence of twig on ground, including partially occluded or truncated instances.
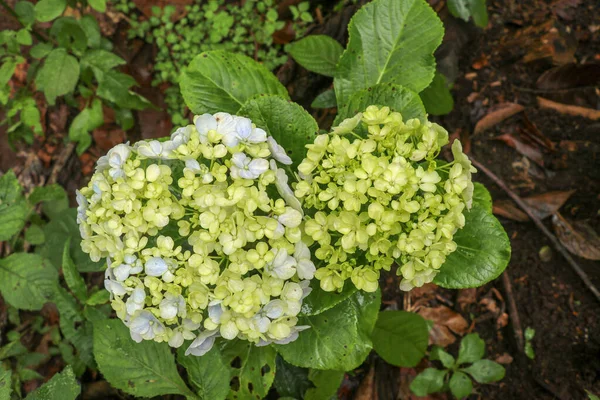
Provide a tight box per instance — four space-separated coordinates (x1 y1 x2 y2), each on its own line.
470 156 600 304
48 142 76 185
501 271 524 351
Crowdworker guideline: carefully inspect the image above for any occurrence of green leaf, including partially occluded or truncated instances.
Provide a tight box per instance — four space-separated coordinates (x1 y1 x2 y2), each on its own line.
587 391 600 400
525 327 535 359
180 51 289 115
0 170 30 241
177 346 229 400
449 371 473 399
15 1 35 27
28 184 67 205
49 17 88 53
88 0 106 12
220 340 277 400
93 319 196 398
420 72 454 115
434 205 511 288
96 70 151 110
304 369 344 400
62 238 88 302
81 49 126 72
410 368 447 396
334 0 444 108
333 83 426 127
300 281 356 316
372 310 429 367
273 356 312 400
0 366 11 400
25 224 45 245
38 208 104 272
34 0 66 22
311 88 337 109
448 0 488 28
25 366 80 400
69 99 104 154
0 58 18 86
79 16 101 48
462 360 505 384
472 182 492 213
457 333 485 365
30 43 53 59
276 289 381 371
287 35 343 77
85 290 110 306
16 29 32 46
21 102 43 135
430 346 455 369
239 95 318 169
36 48 79 105
0 253 58 310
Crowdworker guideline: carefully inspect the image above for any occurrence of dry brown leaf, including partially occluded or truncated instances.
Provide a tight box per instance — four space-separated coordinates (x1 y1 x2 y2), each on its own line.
493 190 576 222
538 97 600 120
494 133 544 166
474 103 524 135
495 353 514 364
417 306 468 347
456 288 477 310
552 213 600 260
354 365 377 400
131 0 192 20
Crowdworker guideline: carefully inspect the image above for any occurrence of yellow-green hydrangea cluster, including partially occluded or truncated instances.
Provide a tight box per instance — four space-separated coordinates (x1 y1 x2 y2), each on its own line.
295 106 476 293
77 112 316 355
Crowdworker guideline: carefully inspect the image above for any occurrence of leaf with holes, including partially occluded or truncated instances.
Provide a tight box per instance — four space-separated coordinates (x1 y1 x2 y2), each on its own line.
220 340 277 400
0 253 58 310
333 83 426 127
177 346 229 400
276 289 381 371
93 319 196 398
434 205 511 288
181 51 289 115
372 311 429 367
287 35 344 77
239 95 318 169
334 0 444 108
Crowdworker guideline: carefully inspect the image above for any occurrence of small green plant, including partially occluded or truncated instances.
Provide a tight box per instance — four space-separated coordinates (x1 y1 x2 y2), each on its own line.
410 333 506 399
525 327 535 359
0 0 150 153
127 0 313 125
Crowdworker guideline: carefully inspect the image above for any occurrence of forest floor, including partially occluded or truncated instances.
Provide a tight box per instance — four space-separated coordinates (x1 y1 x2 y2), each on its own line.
1 0 599 399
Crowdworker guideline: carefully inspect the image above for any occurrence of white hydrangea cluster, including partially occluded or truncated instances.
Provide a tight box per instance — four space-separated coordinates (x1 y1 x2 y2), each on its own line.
295 106 476 292
77 112 316 356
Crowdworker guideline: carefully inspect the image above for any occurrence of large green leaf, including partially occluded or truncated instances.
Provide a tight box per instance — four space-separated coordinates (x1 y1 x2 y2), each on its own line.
472 182 492 213
239 95 318 169
36 48 79 105
456 333 485 365
334 0 444 108
0 253 58 310
81 49 125 72
410 368 447 396
333 83 426 126
180 51 289 115
287 35 344 77
220 340 277 400
300 281 357 316
449 371 473 399
93 320 196 399
177 346 229 400
371 311 428 367
304 369 344 400
0 170 30 241
0 366 11 400
28 184 67 205
38 208 104 272
273 356 313 399
62 238 88 302
96 70 151 110
68 98 104 154
420 72 454 116
25 366 80 400
434 205 511 288
461 360 505 383
276 290 381 371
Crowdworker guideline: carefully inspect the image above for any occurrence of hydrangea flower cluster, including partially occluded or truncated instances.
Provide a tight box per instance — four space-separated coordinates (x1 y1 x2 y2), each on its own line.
77 112 316 355
295 106 476 292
